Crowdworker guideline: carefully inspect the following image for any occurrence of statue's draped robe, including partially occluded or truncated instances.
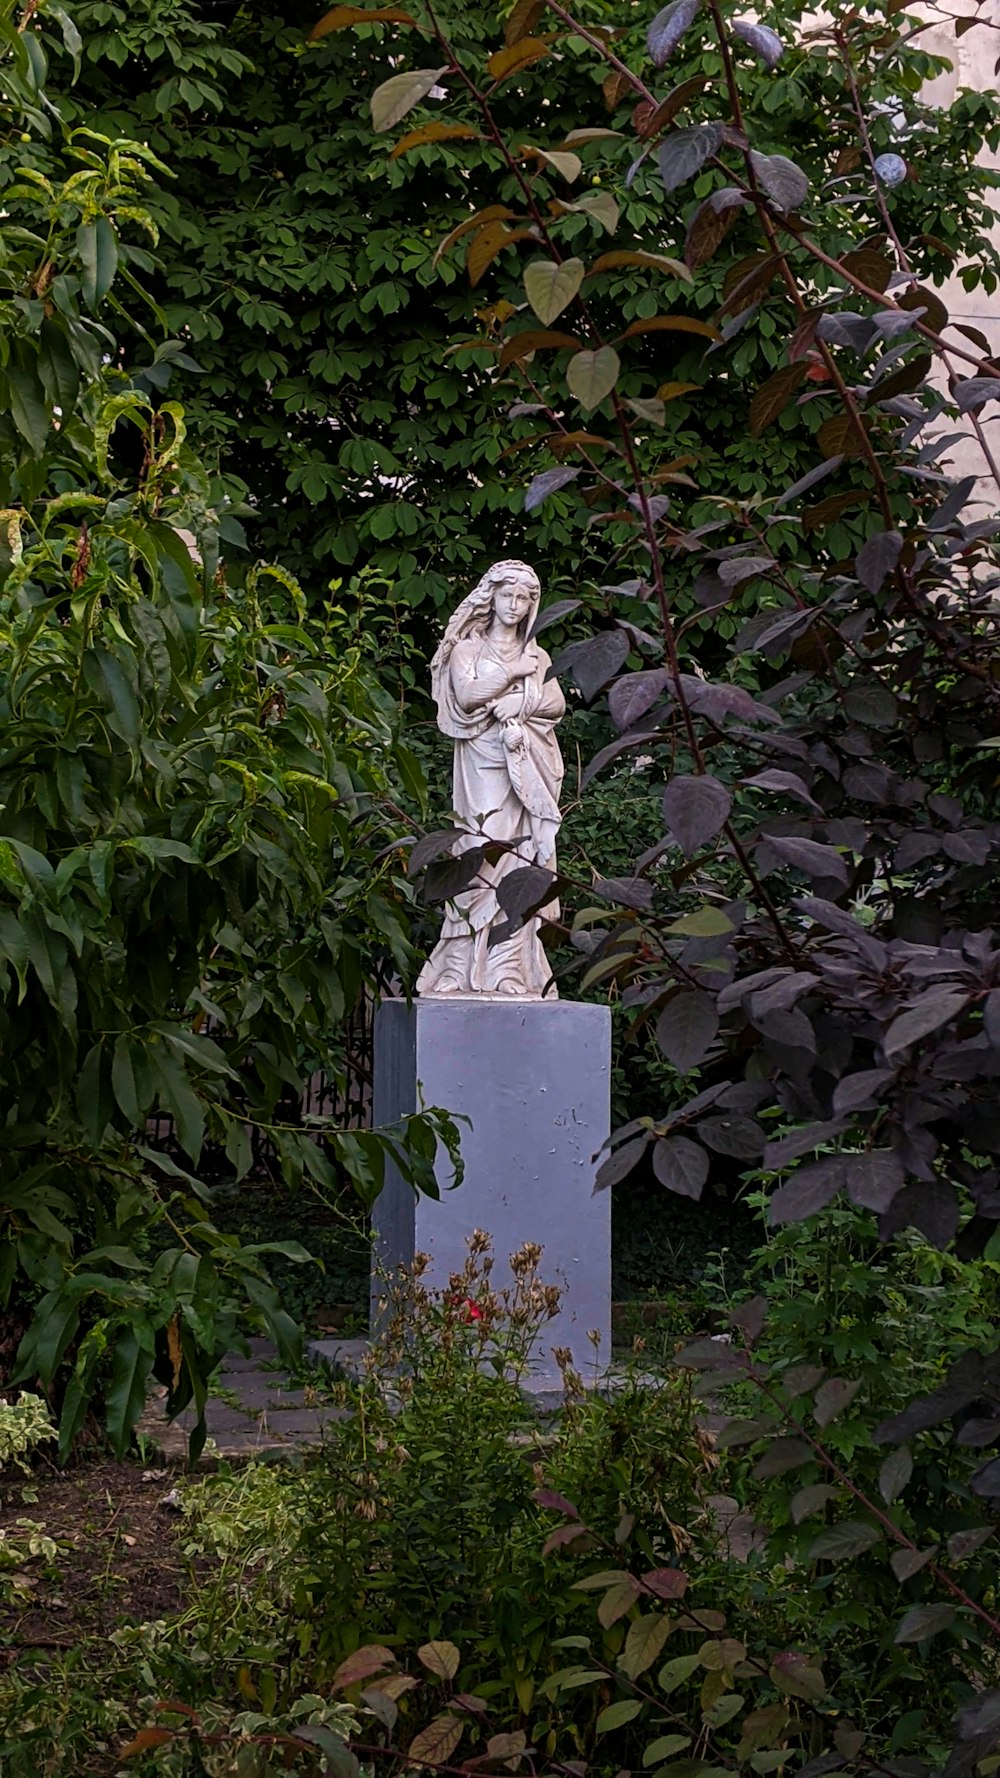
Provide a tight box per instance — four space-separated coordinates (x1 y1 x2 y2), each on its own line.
416 633 565 997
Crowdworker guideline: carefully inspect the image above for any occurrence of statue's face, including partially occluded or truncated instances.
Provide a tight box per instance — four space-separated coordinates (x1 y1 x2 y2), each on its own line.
492 573 534 628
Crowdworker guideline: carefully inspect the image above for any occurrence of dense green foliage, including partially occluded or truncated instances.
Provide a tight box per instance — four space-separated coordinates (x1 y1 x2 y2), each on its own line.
0 0 455 1457
20 0 999 643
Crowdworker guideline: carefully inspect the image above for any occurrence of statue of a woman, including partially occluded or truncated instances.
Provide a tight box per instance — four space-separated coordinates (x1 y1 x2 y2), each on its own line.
417 559 566 999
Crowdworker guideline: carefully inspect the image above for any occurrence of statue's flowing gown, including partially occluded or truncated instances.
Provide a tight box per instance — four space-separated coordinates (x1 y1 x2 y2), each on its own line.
416 631 565 997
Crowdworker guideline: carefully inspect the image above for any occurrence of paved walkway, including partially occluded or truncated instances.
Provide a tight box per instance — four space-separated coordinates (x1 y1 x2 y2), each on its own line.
137 1340 763 1562
138 1336 353 1461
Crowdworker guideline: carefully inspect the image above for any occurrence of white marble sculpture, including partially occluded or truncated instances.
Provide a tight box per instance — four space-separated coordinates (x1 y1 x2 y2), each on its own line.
416 559 566 999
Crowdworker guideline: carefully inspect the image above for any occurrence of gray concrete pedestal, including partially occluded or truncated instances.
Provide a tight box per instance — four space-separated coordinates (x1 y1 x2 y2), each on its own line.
370 997 612 1380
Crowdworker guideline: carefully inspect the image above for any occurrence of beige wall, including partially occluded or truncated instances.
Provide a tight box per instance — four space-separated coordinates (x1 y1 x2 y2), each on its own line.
914 4 1000 494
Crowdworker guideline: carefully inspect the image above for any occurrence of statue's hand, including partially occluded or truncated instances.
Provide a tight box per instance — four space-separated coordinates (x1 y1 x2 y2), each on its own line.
507 652 537 681
493 692 523 722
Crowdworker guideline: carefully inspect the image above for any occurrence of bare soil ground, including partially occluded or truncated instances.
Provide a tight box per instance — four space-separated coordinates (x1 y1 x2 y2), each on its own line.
0 1458 188 1661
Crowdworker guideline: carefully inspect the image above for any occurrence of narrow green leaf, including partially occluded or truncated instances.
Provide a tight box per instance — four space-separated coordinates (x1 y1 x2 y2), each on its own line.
105 1324 154 1458
77 216 118 308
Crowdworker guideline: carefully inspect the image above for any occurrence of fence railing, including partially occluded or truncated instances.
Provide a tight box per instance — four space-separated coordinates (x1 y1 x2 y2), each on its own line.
145 970 391 1174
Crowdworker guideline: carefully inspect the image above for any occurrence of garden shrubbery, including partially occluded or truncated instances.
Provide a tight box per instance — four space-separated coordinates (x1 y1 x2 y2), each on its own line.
3 1220 996 1775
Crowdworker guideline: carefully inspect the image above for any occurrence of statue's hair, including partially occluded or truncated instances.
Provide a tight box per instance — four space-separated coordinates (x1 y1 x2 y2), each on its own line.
431 559 541 674
428 560 542 738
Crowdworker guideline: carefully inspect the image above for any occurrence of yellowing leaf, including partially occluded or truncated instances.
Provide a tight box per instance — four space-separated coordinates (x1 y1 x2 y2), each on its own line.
656 380 700 399
407 1713 465 1768
332 1645 398 1690
118 1728 175 1756
590 249 691 281
524 257 585 323
536 148 582 182
504 0 544 45
166 1310 183 1390
370 67 448 133
389 121 479 159
499 328 581 369
467 222 535 288
309 5 416 38
433 204 516 267
619 1610 672 1679
487 37 552 81
561 189 619 234
621 314 720 341
417 1640 461 1680
366 1673 420 1700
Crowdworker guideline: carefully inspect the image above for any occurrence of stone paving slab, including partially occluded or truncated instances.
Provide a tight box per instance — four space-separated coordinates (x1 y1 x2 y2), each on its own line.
137 1340 347 1463
138 1335 681 1465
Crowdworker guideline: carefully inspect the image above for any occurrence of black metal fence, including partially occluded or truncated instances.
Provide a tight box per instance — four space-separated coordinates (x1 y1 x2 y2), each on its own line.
145 979 383 1171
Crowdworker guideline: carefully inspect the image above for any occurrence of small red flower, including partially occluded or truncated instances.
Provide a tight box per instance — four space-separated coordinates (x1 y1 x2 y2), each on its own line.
446 1292 483 1324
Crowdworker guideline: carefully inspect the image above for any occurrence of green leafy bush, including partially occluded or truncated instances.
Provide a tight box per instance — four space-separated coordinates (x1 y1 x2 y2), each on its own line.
0 0 454 1459
0 1392 55 1473
91 1229 1000 1778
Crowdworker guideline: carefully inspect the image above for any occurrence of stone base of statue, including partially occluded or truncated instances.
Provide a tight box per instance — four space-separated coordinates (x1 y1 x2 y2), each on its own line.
368 996 611 1383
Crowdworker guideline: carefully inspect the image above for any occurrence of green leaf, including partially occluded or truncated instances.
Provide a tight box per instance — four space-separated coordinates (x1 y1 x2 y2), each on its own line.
50 3 83 76
105 1324 154 1458
0 909 30 1001
808 1520 882 1561
8 363 49 456
879 1446 913 1504
370 67 448 131
112 1034 144 1127
596 1699 643 1733
658 1654 702 1693
645 1737 692 1764
13 1288 80 1385
894 1604 956 1644
83 646 141 747
620 1612 672 1679
524 257 585 324
77 216 119 308
151 1044 206 1165
566 345 620 409
666 907 733 938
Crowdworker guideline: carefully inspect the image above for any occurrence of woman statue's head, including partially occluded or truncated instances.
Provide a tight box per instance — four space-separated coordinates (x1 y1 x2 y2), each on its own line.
485 559 540 639
429 559 543 738
435 559 541 658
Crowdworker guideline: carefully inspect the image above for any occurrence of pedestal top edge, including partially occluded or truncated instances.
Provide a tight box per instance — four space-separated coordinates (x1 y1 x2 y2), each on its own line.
377 995 611 1020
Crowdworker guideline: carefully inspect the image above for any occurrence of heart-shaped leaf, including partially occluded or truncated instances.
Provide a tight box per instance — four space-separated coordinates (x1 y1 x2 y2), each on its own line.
658 123 724 193
656 991 719 1074
732 19 783 68
524 465 581 511
524 257 585 323
567 346 620 409
662 772 731 855
750 150 809 211
652 1134 708 1199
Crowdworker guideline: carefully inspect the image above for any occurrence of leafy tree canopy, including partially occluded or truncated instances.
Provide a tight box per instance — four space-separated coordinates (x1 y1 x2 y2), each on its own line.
24 0 1000 648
